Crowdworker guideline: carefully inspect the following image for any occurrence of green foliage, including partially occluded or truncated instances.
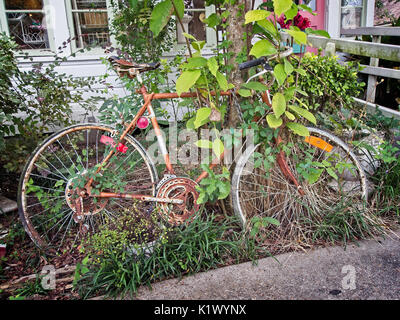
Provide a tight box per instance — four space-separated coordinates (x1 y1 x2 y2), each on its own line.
109 0 175 63
0 32 99 173
196 165 231 203
12 275 50 298
297 52 365 113
77 213 260 298
82 204 166 262
243 1 330 137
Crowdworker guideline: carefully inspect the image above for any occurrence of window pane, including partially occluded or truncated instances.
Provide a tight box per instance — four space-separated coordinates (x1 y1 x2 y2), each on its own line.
5 0 50 50
5 0 43 10
70 0 110 49
341 0 363 7
341 0 363 29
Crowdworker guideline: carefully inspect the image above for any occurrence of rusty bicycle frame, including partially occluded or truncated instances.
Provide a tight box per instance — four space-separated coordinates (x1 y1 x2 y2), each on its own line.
82 54 324 205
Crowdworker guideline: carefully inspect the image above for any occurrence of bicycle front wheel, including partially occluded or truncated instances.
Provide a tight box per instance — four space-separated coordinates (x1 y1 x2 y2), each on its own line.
18 123 158 252
232 127 368 234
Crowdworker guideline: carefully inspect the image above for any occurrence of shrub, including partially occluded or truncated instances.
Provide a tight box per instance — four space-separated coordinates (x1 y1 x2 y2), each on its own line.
297 52 365 113
0 32 100 173
76 213 260 299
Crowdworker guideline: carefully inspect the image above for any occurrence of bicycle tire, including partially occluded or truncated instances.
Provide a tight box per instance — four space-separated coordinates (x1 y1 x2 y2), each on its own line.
18 123 158 252
231 127 368 232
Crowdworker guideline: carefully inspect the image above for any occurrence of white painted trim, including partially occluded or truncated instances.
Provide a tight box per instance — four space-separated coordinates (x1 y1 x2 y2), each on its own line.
353 97 400 120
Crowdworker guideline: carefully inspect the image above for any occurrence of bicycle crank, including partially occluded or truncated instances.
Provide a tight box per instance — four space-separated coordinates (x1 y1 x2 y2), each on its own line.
156 177 200 225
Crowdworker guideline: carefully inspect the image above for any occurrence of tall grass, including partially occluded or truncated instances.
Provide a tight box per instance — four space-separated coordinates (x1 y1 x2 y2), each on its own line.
76 213 261 299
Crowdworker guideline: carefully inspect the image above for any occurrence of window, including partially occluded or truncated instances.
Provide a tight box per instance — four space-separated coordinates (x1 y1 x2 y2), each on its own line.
0 0 52 51
176 0 216 48
341 0 365 29
66 0 111 52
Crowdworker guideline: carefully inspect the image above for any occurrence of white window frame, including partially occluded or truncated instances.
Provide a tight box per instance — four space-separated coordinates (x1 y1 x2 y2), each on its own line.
64 0 115 55
0 0 56 56
340 0 367 29
174 4 217 53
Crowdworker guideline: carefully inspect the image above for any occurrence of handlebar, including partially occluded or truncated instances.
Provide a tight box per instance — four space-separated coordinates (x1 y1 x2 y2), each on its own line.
238 46 293 71
239 57 268 70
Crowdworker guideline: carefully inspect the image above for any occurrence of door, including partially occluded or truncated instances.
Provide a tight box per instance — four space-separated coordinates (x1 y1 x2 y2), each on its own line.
299 0 326 53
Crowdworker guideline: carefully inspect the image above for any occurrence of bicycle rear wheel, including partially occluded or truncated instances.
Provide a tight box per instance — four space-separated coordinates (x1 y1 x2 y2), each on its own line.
18 123 158 253
232 127 368 234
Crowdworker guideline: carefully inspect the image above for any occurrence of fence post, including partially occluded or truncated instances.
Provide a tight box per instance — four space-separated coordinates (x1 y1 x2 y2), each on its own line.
325 42 336 56
366 35 381 103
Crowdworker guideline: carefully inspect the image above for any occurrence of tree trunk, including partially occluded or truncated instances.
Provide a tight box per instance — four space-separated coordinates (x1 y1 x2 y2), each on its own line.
225 0 253 128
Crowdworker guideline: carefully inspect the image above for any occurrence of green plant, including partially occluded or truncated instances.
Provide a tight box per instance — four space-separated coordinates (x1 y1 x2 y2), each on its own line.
0 32 100 173
297 52 365 113
109 0 175 63
76 213 261 299
196 165 231 204
13 275 50 298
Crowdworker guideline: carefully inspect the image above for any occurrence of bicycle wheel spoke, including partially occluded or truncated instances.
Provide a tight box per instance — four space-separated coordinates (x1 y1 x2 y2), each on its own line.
233 128 367 239
19 124 157 254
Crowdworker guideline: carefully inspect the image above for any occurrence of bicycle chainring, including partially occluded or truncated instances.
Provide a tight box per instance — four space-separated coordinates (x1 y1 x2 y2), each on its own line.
156 177 200 225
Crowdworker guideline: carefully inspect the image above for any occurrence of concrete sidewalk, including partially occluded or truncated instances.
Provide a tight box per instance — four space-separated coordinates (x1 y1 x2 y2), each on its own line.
126 230 400 300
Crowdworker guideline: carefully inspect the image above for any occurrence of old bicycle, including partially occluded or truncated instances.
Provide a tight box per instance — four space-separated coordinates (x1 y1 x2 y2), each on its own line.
18 48 368 252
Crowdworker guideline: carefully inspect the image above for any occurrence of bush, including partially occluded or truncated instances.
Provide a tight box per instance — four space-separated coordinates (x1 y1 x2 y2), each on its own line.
298 52 365 113
76 213 260 299
0 32 99 173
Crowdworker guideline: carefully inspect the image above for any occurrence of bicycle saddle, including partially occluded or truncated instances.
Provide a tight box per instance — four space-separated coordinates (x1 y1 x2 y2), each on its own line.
109 56 160 78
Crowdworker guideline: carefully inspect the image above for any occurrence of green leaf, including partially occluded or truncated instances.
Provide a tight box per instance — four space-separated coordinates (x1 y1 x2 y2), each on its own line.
192 40 206 51
215 71 229 91
285 111 295 120
257 19 279 37
326 167 338 180
288 105 316 124
182 57 208 69
129 0 138 9
203 13 221 29
182 32 197 41
186 117 195 129
286 122 310 136
266 114 283 128
173 0 184 19
305 28 330 38
306 169 323 184
207 57 218 76
286 29 307 45
285 4 298 20
284 86 296 100
283 58 294 75
273 63 287 86
238 89 252 97
249 39 277 58
244 10 271 24
272 92 286 118
262 217 280 226
217 181 230 199
194 107 211 128
242 81 268 92
195 139 213 149
273 0 293 16
149 0 173 37
176 69 201 96
295 68 307 76
212 138 224 157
